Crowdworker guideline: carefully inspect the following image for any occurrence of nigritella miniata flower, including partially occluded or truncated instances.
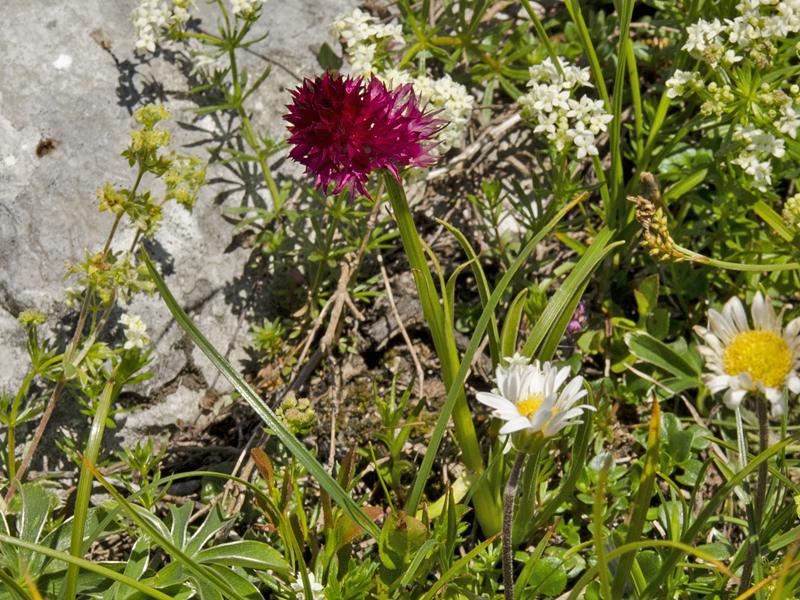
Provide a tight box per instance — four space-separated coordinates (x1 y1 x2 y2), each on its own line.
284 71 441 197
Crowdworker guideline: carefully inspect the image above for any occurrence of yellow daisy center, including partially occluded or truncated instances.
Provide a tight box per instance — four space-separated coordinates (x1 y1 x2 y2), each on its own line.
517 393 544 418
722 330 792 388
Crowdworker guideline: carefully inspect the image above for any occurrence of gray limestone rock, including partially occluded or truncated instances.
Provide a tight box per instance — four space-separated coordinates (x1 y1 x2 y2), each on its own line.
0 0 356 453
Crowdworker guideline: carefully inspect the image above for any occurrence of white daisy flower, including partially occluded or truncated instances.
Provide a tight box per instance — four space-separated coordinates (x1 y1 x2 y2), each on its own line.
694 293 800 416
476 355 594 438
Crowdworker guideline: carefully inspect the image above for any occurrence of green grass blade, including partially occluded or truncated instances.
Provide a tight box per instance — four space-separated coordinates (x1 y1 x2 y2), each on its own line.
405 194 587 516
500 288 529 358
611 400 660 597
64 378 116 600
522 227 622 358
0 534 174 600
641 436 796 599
419 534 499 600
141 250 380 541
436 218 502 365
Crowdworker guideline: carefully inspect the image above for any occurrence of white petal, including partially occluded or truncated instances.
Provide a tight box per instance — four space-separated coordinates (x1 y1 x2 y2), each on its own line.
769 396 788 417
709 309 737 343
475 393 519 419
706 374 732 393
787 374 800 394
723 388 747 409
784 317 800 340
499 417 534 435
725 296 749 333
762 386 782 405
553 366 571 391
751 292 778 332
736 372 755 391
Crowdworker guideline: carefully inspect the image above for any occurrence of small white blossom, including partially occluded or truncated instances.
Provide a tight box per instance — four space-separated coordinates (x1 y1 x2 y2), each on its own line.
230 0 261 16
778 103 800 139
290 573 324 600
476 356 594 438
120 314 149 350
665 69 698 99
518 57 611 162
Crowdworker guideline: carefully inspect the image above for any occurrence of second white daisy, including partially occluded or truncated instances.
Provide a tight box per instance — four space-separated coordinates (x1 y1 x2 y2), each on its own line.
694 292 800 416
476 354 594 438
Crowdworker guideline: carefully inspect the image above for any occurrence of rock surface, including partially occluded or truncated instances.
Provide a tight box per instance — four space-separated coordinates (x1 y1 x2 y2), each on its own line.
0 0 355 449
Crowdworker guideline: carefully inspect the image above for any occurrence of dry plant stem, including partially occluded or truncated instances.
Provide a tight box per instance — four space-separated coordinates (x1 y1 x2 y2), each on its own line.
739 400 770 593
503 452 527 600
377 251 425 398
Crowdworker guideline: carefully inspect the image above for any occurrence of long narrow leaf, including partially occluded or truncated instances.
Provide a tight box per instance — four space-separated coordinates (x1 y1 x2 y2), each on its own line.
405 193 587 515
142 250 380 540
0 534 173 600
522 227 621 358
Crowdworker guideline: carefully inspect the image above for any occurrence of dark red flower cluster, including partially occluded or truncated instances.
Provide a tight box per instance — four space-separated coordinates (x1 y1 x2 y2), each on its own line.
284 71 441 197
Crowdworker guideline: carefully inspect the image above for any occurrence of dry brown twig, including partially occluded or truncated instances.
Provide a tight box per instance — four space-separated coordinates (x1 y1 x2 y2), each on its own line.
377 251 425 398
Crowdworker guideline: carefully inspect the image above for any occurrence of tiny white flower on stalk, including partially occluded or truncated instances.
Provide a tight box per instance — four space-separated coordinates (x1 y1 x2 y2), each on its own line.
665 69 698 99
476 354 594 439
230 0 262 16
694 293 800 416
290 572 324 600
120 314 149 350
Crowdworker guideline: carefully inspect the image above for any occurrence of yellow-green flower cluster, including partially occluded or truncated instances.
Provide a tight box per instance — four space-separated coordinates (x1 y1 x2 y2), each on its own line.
164 153 206 210
66 251 156 307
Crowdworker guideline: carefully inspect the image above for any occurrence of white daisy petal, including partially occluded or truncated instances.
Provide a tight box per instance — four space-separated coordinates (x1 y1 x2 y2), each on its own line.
751 292 778 332
499 417 535 435
723 388 747 409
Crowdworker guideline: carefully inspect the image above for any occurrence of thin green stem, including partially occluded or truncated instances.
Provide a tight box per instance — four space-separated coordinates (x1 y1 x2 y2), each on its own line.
520 0 564 78
6 370 36 480
676 245 800 272
225 28 281 204
564 0 611 110
64 377 118 600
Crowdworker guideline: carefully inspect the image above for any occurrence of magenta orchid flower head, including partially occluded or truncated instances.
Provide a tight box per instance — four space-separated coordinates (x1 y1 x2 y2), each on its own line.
284 71 442 197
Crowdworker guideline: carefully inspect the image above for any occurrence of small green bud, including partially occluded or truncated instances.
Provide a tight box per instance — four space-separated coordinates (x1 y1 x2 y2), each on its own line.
276 392 316 436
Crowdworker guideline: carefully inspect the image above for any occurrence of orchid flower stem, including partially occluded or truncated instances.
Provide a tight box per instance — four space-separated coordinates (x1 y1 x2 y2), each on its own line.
503 452 527 600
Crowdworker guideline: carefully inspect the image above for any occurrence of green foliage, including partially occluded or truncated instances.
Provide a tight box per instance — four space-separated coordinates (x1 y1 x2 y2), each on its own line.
4 0 800 599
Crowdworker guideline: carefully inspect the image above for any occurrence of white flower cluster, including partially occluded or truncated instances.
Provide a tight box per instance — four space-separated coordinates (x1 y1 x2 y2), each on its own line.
230 0 262 17
683 0 800 67
517 57 612 160
120 314 149 350
731 124 786 191
331 8 476 153
331 8 404 76
132 0 194 55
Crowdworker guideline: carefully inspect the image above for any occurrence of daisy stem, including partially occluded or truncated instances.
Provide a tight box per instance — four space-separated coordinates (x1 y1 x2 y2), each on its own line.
503 452 527 600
